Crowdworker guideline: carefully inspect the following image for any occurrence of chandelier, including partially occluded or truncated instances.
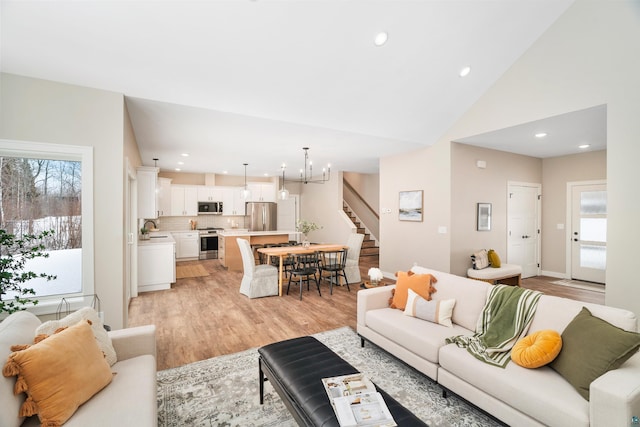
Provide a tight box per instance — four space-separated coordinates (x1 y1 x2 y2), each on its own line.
283 147 331 185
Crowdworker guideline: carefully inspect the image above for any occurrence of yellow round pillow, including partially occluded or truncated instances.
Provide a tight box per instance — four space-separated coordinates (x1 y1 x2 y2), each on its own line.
512 330 563 368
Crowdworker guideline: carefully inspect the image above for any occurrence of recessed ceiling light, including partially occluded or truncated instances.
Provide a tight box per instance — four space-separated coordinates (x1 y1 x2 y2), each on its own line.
459 66 471 77
535 132 548 138
374 32 388 47
175 168 181 171
223 171 228 174
579 144 590 149
181 153 189 157
177 161 184 165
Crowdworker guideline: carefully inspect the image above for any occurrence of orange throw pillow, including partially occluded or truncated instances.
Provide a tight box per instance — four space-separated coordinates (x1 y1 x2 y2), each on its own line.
2 320 113 426
389 271 437 310
512 329 563 368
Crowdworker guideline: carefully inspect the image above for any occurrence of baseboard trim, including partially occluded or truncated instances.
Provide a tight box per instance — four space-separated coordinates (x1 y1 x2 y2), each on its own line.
540 270 566 279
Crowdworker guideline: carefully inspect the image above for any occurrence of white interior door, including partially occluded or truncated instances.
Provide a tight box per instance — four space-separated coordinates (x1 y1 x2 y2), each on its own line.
507 183 541 278
570 183 606 283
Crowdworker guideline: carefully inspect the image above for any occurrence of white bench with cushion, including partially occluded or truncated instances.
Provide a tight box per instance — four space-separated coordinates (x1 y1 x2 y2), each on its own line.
467 264 522 286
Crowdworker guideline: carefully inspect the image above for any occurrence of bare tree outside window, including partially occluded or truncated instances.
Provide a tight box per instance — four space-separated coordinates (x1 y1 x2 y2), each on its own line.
0 156 82 297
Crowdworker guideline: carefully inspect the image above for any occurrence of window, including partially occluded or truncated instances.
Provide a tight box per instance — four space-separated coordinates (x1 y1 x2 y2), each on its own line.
0 140 93 313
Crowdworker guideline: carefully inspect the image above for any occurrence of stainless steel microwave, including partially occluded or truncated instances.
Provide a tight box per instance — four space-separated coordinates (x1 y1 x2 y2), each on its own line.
197 201 223 215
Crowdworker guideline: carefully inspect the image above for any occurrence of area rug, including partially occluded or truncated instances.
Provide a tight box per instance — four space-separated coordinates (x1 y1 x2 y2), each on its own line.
157 326 502 427
175 264 209 279
551 279 605 293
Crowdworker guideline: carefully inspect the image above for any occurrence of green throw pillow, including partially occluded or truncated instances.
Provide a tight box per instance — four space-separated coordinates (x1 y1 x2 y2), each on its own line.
549 307 640 400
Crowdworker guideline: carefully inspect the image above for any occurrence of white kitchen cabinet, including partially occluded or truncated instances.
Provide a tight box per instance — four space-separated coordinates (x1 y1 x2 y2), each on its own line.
138 242 175 292
247 182 276 202
197 186 224 202
222 187 246 216
174 231 200 259
137 167 159 219
157 177 172 217
170 185 198 216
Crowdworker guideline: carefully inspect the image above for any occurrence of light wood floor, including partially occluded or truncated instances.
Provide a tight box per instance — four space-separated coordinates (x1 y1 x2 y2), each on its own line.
128 257 605 370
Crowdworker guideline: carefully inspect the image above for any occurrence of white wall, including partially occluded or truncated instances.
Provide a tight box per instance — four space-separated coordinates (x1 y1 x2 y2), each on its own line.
1 73 128 329
299 172 353 245
381 141 451 274
450 143 542 276
380 0 640 314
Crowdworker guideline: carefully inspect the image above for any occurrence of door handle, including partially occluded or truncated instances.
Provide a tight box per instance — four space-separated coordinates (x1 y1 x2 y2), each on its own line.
574 238 579 242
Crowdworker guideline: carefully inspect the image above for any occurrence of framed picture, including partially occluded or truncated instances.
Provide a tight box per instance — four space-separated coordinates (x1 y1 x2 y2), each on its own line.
399 190 423 222
477 203 492 231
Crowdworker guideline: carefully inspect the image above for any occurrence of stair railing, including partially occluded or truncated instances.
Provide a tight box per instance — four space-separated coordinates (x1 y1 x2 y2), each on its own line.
343 201 379 247
343 179 379 220
343 179 379 245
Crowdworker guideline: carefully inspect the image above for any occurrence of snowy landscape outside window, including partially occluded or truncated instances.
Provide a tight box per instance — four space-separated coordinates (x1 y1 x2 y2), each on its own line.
0 155 83 299
0 140 94 316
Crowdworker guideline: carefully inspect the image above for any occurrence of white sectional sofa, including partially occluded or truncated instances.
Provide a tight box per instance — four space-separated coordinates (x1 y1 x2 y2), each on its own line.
1 311 158 427
357 266 640 427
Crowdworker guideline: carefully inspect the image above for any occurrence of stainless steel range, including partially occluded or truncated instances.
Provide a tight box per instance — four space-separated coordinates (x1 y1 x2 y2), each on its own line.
198 228 223 260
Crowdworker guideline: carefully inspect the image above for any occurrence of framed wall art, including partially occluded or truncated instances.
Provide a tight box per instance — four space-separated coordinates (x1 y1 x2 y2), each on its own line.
477 202 492 231
399 190 423 222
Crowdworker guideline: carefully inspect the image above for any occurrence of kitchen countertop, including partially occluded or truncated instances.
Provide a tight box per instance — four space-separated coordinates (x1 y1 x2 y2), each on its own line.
138 232 176 245
217 229 298 237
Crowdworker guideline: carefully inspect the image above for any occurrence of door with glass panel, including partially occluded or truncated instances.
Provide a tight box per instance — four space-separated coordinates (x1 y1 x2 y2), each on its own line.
571 184 606 284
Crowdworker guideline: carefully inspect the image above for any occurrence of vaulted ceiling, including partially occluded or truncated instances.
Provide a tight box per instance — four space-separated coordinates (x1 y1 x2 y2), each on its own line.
2 0 589 177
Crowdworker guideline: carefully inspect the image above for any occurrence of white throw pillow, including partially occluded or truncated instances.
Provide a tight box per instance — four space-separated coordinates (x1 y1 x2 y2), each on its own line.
471 249 490 270
36 307 117 366
404 289 456 327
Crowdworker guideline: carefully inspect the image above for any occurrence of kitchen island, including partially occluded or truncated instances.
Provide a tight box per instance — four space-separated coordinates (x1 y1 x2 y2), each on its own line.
217 230 297 271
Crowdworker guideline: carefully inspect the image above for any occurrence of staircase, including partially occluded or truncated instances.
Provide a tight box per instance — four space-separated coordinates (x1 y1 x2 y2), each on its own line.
343 204 379 258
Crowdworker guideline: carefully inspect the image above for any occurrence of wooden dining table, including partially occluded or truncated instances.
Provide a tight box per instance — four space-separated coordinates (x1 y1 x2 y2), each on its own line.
257 244 348 296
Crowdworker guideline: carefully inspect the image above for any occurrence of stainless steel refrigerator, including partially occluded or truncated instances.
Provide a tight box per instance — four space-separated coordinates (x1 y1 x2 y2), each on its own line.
246 202 277 231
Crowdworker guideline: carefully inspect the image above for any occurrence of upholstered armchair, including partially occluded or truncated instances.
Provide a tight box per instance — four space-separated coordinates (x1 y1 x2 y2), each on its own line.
238 239 279 298
344 233 364 284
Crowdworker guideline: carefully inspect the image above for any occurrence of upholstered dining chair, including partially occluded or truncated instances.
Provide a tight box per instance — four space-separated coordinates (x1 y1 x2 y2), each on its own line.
237 238 278 298
344 233 365 285
287 252 321 300
318 249 349 294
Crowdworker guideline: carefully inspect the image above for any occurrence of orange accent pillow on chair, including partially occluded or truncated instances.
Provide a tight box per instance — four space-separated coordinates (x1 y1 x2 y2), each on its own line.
389 271 437 310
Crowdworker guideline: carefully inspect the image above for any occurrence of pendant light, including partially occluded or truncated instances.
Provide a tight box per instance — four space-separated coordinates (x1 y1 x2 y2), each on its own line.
278 164 289 200
241 163 251 200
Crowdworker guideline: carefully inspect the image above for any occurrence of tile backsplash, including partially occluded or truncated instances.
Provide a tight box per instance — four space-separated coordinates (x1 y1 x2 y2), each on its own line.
155 215 248 231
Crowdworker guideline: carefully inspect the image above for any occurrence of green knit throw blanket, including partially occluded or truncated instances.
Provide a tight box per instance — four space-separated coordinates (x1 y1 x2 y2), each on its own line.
446 284 542 368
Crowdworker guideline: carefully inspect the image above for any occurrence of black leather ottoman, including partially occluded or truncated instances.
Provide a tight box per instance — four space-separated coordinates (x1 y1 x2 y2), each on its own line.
258 335 427 427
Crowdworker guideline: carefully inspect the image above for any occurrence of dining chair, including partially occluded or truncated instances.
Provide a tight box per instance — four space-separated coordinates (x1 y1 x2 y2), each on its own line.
318 249 349 294
344 233 365 284
237 239 278 298
286 252 321 300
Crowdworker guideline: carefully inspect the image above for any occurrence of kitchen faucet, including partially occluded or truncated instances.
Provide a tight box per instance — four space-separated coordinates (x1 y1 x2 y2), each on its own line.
143 220 157 231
